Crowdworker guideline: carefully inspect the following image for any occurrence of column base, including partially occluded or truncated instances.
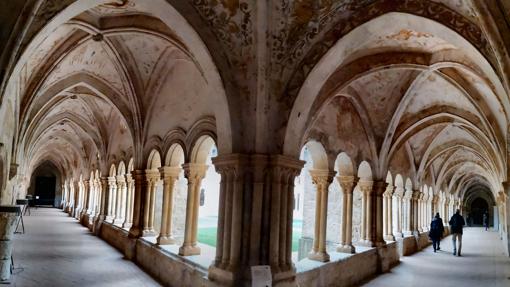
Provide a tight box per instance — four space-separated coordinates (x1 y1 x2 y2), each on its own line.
336 244 356 254
128 226 142 238
105 216 114 223
356 240 374 247
113 218 124 225
142 229 157 237
157 235 176 245
393 232 404 239
384 234 395 241
308 251 330 262
209 264 297 287
403 231 413 237
122 222 132 229
179 245 201 256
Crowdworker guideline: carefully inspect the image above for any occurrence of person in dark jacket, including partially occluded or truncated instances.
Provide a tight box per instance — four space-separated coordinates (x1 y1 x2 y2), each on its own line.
449 209 465 256
483 212 489 231
429 213 444 252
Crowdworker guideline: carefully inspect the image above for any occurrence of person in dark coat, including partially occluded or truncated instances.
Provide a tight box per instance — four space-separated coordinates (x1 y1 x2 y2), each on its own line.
483 212 489 231
429 213 444 252
449 209 465 256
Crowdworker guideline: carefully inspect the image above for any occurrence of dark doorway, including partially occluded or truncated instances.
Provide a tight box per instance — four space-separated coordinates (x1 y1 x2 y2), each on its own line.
35 176 56 206
470 197 489 226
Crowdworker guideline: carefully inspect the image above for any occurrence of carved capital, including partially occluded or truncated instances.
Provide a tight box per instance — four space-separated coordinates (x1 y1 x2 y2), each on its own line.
107 176 117 186
309 169 334 190
145 169 160 184
336 176 356 194
183 163 208 181
358 180 373 194
373 180 388 196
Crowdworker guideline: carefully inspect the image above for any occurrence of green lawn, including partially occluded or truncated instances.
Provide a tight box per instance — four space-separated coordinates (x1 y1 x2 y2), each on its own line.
198 219 302 251
198 227 217 247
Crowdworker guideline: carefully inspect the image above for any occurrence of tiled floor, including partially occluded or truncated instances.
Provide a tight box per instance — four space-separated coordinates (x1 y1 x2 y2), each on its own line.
9 208 160 287
364 227 510 287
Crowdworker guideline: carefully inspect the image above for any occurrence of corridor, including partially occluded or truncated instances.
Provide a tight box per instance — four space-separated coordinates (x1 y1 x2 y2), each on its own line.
364 228 510 287
10 208 160 287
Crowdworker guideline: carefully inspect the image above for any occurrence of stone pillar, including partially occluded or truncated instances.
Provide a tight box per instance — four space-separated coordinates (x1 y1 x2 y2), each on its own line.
179 164 208 256
87 179 94 215
81 180 90 218
337 176 356 253
411 190 421 235
383 184 395 241
444 197 450 227
92 177 108 234
123 174 134 229
143 170 159 236
157 166 180 245
106 177 117 222
372 181 387 246
73 181 80 218
207 154 304 287
417 193 424 232
129 170 147 238
307 169 334 262
114 176 126 225
392 186 404 238
403 187 413 236
358 180 373 246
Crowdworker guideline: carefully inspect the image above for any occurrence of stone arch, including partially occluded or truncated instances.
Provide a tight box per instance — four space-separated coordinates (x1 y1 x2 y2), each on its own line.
335 152 355 177
303 140 329 171
165 144 185 168
357 161 373 181
147 150 162 170
189 136 216 165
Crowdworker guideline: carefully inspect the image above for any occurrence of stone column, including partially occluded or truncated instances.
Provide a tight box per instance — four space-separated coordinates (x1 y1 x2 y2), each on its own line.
73 181 80 218
87 179 94 215
207 154 304 287
179 164 208 256
106 177 117 222
358 180 373 246
417 193 424 232
123 174 134 229
393 186 404 238
114 176 126 225
307 169 334 262
81 180 90 218
444 197 450 228
143 170 159 236
411 190 421 235
383 184 395 241
337 176 356 253
403 187 413 236
157 166 180 245
373 181 387 246
129 170 147 238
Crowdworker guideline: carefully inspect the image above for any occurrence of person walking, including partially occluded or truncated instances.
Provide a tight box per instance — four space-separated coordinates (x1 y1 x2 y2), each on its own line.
429 213 444 252
483 212 489 231
449 209 465 256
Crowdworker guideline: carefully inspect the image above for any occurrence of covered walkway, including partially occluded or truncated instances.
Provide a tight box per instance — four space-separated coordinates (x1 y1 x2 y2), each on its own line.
10 208 160 287
364 228 510 287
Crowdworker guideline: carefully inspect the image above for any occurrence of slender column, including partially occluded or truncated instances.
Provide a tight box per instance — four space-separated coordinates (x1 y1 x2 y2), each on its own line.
411 190 421 235
123 174 134 228
358 180 373 246
383 184 395 241
179 163 208 256
157 166 180 245
73 181 80 217
307 169 334 262
114 176 126 225
208 154 304 287
106 177 117 222
143 170 159 236
81 180 90 218
403 187 413 236
129 170 147 238
372 180 387 246
417 194 423 232
98 177 108 220
87 179 94 214
392 186 404 238
337 176 356 253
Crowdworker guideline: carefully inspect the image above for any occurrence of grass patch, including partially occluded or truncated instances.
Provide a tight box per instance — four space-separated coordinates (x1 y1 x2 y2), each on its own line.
198 227 217 247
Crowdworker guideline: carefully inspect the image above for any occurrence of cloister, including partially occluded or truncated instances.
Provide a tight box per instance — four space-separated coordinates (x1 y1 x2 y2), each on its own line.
0 0 510 286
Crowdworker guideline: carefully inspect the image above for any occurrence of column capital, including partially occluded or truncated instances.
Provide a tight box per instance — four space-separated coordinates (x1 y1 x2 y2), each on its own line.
145 169 160 183
411 190 421 200
159 166 181 180
309 169 335 188
116 175 126 184
384 184 394 197
358 180 373 194
336 175 356 194
182 163 208 181
107 176 117 185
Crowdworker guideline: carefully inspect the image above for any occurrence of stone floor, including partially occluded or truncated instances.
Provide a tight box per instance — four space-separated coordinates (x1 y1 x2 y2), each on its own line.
364 227 510 287
9 208 160 287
